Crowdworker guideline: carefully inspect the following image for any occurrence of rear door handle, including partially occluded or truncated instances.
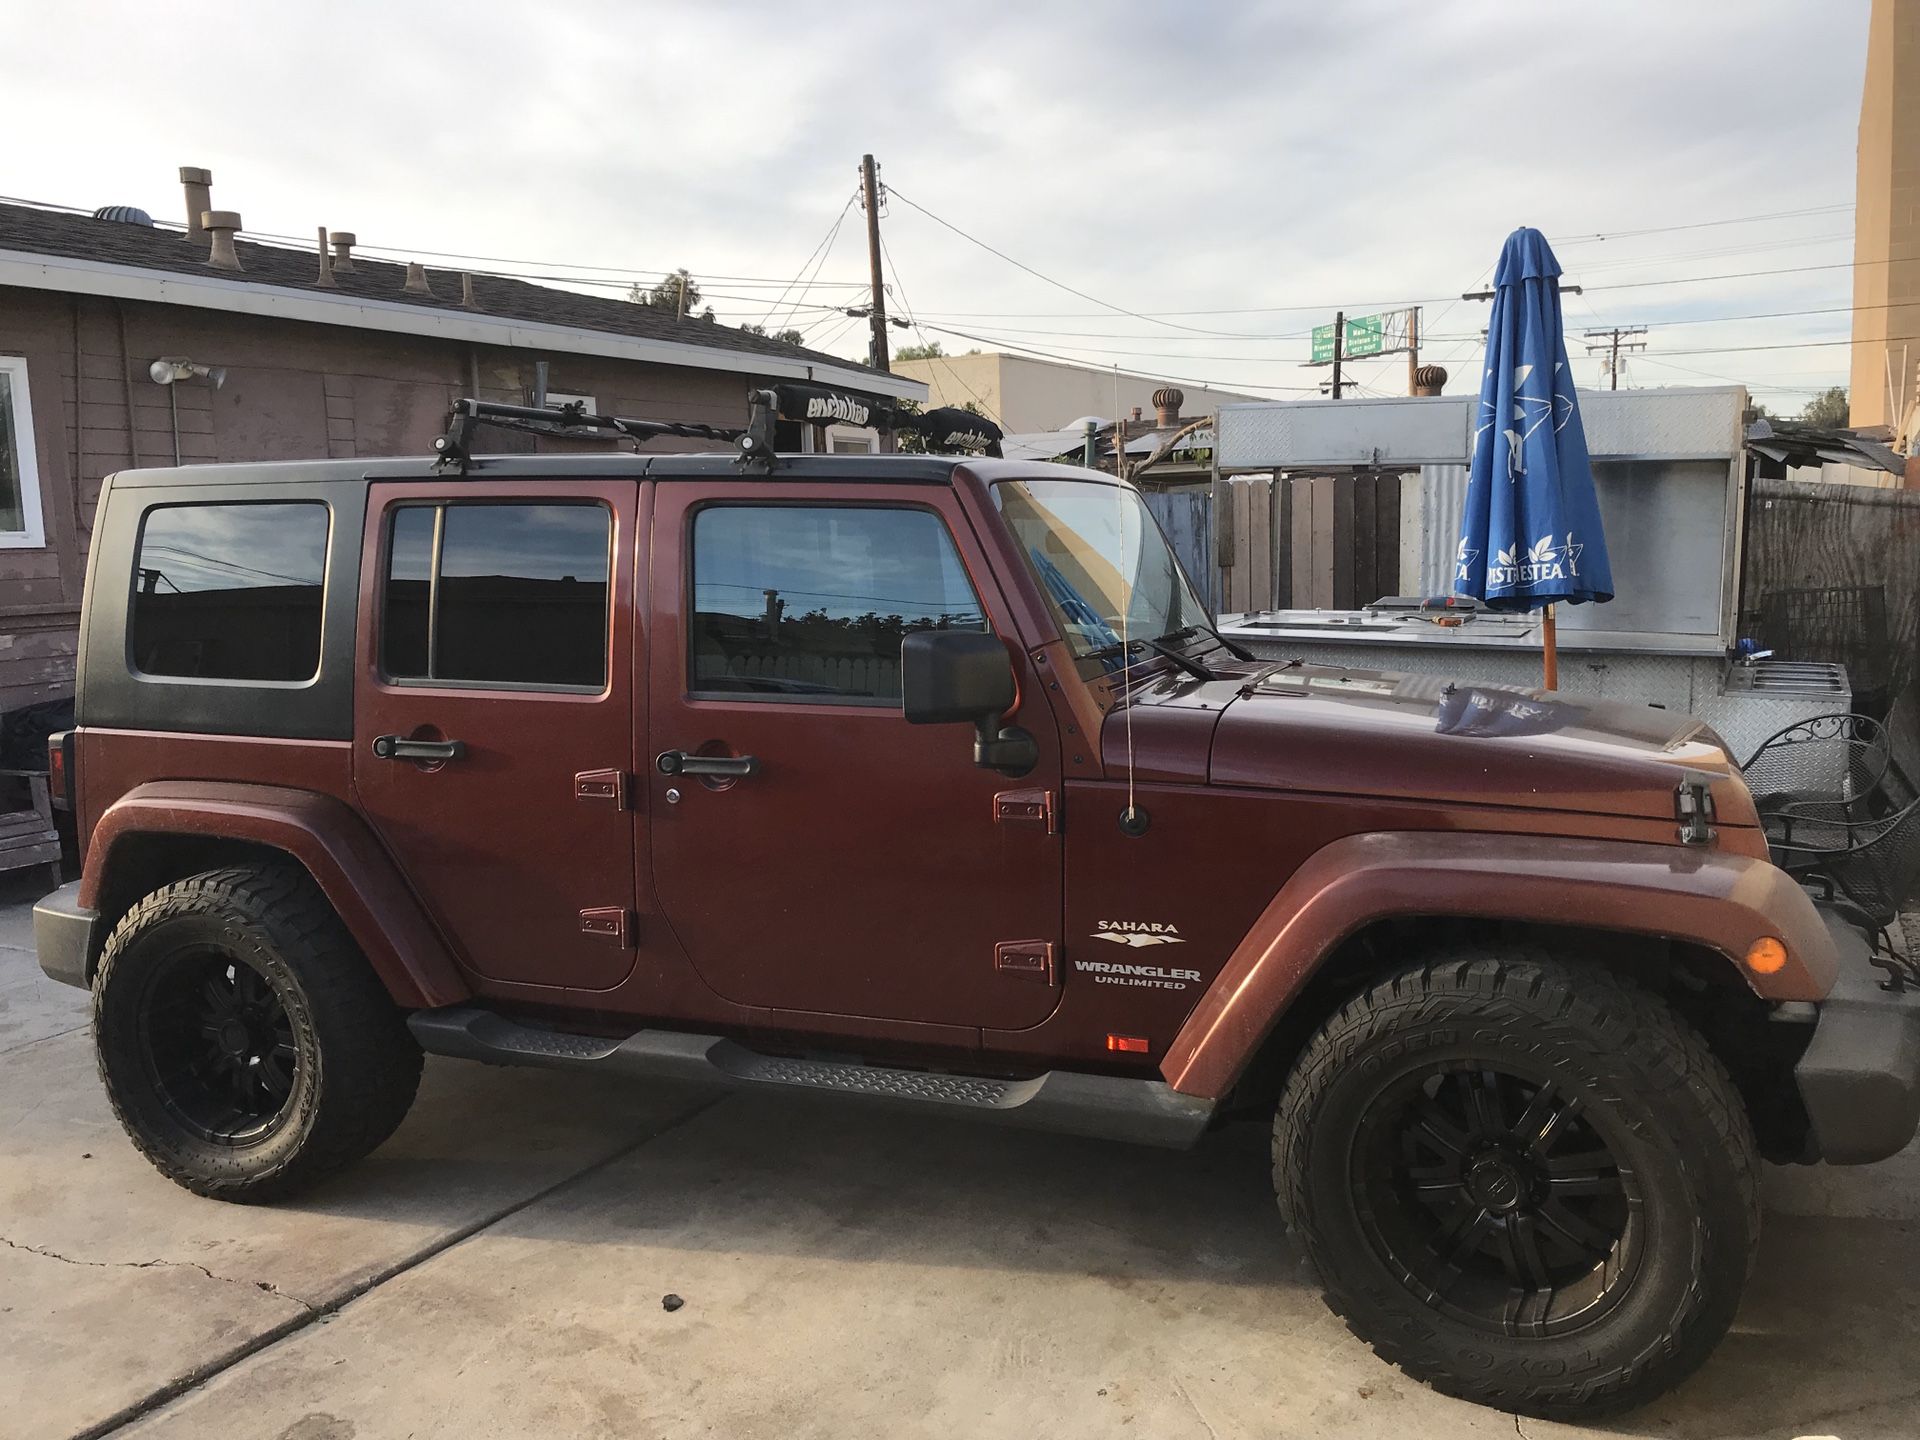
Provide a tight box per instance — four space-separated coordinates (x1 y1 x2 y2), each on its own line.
655 750 758 778
372 735 467 762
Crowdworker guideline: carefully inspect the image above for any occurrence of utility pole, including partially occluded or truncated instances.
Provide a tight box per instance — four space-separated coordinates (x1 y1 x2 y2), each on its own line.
1406 306 1420 397
1582 326 1647 391
1330 309 1345 399
675 272 688 320
860 154 890 373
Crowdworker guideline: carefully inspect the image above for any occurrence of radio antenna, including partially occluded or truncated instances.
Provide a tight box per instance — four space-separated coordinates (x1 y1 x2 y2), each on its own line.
1113 395 1147 837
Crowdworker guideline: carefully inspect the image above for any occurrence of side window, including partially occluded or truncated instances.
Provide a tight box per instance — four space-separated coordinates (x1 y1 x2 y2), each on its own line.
131 502 329 682
689 505 986 703
381 502 611 690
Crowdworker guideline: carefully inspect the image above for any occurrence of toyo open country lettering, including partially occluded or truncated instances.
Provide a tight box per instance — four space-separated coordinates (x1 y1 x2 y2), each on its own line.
30 404 1920 1422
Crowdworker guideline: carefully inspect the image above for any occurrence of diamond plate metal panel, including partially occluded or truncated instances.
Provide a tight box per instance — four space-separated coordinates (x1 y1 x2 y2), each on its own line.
1215 403 1295 471
1217 397 1471 471
1580 386 1745 460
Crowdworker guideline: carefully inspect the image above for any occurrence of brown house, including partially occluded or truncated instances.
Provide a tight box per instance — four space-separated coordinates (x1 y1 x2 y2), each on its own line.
0 170 921 711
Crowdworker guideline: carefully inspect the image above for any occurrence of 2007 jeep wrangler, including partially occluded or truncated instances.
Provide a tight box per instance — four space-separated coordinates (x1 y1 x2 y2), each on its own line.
33 394 1920 1419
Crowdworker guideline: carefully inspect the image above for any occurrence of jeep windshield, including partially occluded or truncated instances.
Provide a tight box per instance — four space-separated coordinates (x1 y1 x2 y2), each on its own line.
992 477 1211 674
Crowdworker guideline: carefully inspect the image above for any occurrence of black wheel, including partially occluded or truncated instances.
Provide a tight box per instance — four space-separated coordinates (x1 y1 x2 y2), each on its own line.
1273 953 1758 1419
93 864 423 1202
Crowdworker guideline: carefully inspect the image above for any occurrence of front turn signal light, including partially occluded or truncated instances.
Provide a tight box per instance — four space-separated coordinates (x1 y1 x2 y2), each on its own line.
1745 937 1788 975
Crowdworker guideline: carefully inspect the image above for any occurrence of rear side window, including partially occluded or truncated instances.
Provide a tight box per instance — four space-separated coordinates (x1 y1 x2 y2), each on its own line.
689 505 986 703
131 502 329 682
381 502 611 690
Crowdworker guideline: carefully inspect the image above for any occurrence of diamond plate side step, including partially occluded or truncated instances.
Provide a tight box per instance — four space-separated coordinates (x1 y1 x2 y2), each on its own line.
408 1006 1214 1149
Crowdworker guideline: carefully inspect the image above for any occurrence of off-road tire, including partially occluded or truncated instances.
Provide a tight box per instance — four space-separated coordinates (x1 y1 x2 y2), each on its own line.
1272 951 1759 1419
93 864 423 1203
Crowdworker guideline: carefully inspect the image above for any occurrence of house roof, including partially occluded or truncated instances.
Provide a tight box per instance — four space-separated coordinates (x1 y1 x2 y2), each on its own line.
0 201 922 400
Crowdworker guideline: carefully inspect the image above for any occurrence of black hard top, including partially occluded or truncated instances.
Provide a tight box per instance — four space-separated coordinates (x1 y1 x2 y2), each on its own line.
104 453 1120 489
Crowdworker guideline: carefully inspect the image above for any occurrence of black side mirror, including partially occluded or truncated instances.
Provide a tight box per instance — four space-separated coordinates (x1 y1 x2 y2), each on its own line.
900 631 1036 777
902 631 1015 724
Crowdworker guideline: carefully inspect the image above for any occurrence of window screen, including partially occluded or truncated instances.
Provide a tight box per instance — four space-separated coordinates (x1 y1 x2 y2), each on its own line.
690 506 986 702
131 502 329 681
381 502 610 689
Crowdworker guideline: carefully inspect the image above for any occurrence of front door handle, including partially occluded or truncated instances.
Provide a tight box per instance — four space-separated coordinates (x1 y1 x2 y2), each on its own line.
656 750 758 778
372 735 467 762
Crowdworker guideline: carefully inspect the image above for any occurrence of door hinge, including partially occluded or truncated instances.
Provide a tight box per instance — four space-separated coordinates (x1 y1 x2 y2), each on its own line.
575 768 632 809
579 907 637 947
995 939 1055 983
1676 775 1718 845
994 788 1057 834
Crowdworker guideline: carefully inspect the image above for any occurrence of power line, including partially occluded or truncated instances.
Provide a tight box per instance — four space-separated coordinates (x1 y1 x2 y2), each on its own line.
1550 203 1852 246
885 185 1254 339
762 191 858 331
878 229 1005 426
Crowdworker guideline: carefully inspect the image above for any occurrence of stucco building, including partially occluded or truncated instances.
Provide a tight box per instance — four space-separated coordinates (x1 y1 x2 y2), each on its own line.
894 350 1258 435
0 170 919 710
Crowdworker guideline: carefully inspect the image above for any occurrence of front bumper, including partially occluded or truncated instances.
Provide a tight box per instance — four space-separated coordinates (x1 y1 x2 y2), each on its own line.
33 880 97 991
1794 910 1920 1165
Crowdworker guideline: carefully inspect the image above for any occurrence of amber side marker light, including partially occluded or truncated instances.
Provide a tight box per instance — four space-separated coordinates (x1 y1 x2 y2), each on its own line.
1106 1034 1150 1054
1745 937 1789 975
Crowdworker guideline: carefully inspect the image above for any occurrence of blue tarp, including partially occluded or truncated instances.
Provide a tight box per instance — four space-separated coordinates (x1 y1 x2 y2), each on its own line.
1455 227 1614 611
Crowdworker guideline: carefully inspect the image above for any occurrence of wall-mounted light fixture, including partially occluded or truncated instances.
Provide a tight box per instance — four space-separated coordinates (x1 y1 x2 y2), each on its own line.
147 356 226 465
148 357 226 388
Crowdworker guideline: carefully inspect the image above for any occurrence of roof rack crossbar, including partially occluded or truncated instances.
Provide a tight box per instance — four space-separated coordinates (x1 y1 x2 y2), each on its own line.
434 397 748 473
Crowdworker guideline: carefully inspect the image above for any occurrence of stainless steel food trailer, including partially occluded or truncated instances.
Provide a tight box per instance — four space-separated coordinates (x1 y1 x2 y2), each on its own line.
1209 386 1848 760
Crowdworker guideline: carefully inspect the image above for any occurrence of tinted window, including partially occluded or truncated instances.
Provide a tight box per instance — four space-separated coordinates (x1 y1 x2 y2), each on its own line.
381 503 610 689
131 502 329 681
690 506 985 702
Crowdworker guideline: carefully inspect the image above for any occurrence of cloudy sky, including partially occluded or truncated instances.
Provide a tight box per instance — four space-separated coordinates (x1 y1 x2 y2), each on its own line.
0 1 1873 411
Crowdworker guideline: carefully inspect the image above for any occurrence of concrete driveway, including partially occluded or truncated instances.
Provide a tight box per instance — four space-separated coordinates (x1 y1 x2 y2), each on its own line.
3 878 1918 1440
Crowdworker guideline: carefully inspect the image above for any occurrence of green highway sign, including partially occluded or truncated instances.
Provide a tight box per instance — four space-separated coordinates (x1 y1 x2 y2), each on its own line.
1311 313 1388 364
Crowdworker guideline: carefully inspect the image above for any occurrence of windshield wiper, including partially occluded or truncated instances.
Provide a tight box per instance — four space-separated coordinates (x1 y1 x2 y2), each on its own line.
1143 636 1219 682
1164 620 1257 663
1086 635 1216 683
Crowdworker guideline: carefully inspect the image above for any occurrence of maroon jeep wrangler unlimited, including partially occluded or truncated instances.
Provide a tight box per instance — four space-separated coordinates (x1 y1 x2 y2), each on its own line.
32 397 1920 1418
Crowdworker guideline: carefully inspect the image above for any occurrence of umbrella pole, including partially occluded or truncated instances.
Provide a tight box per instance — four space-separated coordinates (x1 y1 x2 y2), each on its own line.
1541 604 1559 691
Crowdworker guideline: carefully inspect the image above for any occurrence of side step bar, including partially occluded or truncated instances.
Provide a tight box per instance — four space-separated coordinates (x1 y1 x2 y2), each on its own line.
409 1006 1216 1149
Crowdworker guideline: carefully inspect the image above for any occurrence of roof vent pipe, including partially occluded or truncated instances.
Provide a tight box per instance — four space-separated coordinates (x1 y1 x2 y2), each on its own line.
202 211 243 271
461 271 477 308
330 231 356 272
179 167 211 240
403 261 434 297
315 227 336 287
1412 364 1449 397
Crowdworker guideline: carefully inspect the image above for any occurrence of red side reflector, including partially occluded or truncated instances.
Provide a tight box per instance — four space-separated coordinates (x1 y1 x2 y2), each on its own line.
1106 1034 1149 1054
46 736 68 807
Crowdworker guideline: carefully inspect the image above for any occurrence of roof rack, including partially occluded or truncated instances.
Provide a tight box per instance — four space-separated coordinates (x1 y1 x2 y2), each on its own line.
433 395 769 475
431 383 1004 475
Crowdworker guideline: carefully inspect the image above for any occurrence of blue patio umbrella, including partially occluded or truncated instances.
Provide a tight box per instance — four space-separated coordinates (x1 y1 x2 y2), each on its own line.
1454 227 1613 689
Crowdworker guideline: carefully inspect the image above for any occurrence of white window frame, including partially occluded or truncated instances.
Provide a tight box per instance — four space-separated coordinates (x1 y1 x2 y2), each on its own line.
0 354 46 550
541 390 597 414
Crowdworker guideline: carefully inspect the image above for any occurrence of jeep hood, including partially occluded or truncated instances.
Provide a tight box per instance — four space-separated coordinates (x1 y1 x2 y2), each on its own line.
1194 663 1746 824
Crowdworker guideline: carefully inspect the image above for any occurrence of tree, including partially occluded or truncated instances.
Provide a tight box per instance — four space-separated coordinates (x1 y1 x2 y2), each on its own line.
628 268 712 320
742 323 808 346
1801 386 1850 429
894 341 945 361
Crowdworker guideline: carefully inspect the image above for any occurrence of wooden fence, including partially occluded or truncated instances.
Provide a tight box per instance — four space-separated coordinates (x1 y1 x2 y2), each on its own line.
1145 474 1405 614
1741 477 1920 713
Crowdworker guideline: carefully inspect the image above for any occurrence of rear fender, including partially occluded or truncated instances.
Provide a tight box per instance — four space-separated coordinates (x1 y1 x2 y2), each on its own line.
81 780 468 1009
1162 830 1838 1100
